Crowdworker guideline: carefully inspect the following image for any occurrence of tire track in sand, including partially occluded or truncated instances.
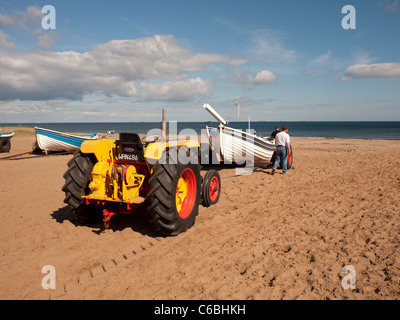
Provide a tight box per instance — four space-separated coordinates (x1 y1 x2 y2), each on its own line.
49 236 163 299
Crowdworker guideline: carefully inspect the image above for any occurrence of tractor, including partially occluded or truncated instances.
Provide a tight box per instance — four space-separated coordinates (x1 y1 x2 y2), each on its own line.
62 133 221 236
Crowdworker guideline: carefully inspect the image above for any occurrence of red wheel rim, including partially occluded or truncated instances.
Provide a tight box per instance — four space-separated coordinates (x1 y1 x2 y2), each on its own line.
209 176 219 202
176 168 197 219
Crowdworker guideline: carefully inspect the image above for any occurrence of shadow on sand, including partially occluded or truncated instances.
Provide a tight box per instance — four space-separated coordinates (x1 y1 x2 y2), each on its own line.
51 205 162 238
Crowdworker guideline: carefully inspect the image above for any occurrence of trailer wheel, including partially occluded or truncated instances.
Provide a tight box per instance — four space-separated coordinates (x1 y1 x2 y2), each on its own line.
201 169 221 207
62 151 101 222
287 145 293 169
0 139 11 153
147 149 201 236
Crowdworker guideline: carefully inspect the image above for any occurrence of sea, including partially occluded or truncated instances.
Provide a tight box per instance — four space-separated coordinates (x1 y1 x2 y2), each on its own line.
2 121 400 140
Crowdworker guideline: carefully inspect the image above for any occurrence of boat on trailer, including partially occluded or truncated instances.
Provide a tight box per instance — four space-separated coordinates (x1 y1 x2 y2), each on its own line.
203 103 277 165
34 127 98 154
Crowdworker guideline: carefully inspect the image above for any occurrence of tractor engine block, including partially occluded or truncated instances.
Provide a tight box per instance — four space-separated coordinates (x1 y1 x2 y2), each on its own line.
84 133 149 205
86 161 148 204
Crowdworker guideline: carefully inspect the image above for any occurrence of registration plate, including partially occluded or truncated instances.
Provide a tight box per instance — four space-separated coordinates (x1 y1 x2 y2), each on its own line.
117 153 140 161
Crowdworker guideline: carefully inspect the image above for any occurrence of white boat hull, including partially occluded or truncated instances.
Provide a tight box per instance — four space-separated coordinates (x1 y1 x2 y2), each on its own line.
206 126 276 164
35 127 98 153
0 132 14 139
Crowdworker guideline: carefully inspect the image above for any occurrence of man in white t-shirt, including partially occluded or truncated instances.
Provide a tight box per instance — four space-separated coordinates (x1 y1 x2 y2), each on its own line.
271 125 291 175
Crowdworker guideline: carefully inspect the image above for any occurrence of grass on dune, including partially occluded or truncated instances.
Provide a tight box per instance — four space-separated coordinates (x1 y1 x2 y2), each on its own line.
1 125 35 138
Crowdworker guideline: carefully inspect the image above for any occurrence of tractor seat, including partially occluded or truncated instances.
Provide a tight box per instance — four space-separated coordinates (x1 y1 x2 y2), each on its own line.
116 133 145 160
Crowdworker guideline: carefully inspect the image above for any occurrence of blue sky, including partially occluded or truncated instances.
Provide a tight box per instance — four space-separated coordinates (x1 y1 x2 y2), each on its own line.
0 0 399 122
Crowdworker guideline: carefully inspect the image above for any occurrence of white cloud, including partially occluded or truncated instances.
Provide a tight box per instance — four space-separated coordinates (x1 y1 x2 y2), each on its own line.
215 18 296 62
0 6 57 50
34 28 60 50
0 35 234 101
352 49 375 65
0 5 42 29
252 70 277 84
236 69 277 85
377 0 400 13
342 63 400 80
0 13 15 28
303 71 318 75
306 50 350 75
249 29 296 62
311 50 332 65
140 77 211 101
91 35 231 78
0 30 16 50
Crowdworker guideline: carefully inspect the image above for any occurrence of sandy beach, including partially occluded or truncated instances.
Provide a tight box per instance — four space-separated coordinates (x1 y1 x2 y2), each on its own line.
0 135 399 300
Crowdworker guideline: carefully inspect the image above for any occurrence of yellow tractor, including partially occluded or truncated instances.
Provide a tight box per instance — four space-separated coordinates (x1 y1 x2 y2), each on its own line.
62 133 221 236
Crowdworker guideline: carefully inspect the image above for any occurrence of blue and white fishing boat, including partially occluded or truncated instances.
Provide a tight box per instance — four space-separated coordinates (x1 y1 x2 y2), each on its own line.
35 127 98 153
0 132 14 139
203 103 277 164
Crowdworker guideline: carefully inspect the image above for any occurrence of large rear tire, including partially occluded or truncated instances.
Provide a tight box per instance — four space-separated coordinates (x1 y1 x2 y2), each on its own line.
147 149 201 236
62 151 101 222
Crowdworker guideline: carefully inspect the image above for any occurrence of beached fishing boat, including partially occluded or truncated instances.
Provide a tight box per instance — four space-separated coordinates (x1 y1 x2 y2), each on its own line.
203 103 278 164
0 131 14 153
34 127 98 154
0 132 14 139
